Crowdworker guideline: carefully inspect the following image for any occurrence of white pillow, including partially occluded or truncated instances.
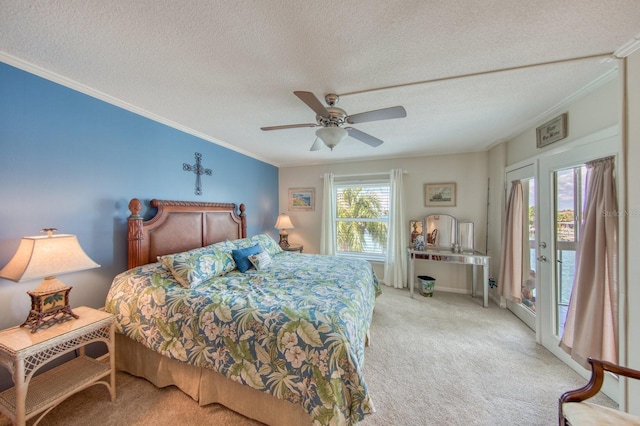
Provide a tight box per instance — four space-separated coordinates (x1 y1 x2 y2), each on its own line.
248 251 272 270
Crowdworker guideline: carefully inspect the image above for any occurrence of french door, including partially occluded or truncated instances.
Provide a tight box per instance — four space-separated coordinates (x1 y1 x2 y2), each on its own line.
537 134 619 398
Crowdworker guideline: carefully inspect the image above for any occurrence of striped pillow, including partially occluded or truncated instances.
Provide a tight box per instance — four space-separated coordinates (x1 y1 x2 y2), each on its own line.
248 251 272 270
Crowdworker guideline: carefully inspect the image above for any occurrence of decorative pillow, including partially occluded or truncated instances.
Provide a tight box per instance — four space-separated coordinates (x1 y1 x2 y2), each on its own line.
248 251 272 270
158 244 236 288
209 239 237 254
231 244 262 273
250 234 283 256
231 234 283 256
230 237 253 250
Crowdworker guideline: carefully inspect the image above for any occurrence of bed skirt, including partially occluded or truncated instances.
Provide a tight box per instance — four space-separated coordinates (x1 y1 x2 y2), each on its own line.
115 333 312 425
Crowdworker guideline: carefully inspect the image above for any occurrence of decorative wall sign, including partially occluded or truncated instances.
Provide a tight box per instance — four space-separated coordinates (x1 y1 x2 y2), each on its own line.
536 113 568 148
183 152 212 195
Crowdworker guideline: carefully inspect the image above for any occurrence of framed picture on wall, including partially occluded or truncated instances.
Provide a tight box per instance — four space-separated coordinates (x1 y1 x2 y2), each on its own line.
424 182 456 207
289 188 315 211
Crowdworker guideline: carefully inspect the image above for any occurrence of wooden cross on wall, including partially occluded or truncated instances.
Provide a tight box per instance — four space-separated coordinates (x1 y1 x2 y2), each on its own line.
183 152 212 196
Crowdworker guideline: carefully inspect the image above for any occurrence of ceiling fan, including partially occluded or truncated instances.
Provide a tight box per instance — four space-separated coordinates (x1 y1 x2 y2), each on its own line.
260 91 407 151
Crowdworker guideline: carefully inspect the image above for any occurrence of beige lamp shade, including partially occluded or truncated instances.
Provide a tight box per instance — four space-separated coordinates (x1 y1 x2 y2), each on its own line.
0 233 100 285
1 231 99 331
274 214 294 248
274 213 294 230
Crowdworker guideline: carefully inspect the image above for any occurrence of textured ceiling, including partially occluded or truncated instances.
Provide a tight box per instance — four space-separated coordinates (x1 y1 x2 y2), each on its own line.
1 1 640 167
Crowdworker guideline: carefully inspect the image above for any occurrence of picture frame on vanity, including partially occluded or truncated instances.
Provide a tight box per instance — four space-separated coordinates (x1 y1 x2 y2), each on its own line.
424 183 456 207
409 219 424 248
288 188 315 211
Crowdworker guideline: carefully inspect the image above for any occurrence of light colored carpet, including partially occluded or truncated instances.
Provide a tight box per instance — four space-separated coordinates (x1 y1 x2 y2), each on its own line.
0 287 615 425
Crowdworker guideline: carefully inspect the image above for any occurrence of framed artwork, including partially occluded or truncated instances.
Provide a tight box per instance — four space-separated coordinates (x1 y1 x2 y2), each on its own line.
289 188 315 211
424 182 456 207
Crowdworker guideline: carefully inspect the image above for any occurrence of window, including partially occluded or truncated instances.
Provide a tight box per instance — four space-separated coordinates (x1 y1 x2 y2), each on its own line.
334 180 390 261
554 165 587 336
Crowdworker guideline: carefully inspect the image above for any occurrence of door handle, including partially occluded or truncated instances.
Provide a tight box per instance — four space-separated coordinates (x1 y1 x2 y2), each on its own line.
537 255 548 263
539 242 547 249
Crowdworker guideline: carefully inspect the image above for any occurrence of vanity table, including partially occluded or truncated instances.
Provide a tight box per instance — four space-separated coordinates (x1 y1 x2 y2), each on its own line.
408 249 490 307
408 213 490 307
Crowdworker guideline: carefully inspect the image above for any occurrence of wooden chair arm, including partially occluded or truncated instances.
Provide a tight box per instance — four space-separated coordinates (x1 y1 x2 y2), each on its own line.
559 357 640 424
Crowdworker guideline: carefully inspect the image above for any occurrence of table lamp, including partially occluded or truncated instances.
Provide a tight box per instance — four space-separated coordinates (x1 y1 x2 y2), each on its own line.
0 228 100 332
274 213 294 248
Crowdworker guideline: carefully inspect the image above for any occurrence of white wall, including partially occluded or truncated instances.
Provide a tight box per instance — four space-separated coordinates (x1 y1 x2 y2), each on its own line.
625 49 640 415
279 152 489 294
487 142 507 302
506 76 620 165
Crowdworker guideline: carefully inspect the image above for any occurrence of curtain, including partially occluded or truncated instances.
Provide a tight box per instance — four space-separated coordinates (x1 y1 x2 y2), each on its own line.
560 156 618 368
320 172 336 255
383 168 407 288
521 181 534 302
498 180 523 306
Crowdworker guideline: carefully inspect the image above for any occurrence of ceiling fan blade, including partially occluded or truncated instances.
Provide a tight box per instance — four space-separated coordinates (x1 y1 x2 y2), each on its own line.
260 123 318 131
310 138 323 151
346 105 407 124
346 127 384 147
294 91 330 118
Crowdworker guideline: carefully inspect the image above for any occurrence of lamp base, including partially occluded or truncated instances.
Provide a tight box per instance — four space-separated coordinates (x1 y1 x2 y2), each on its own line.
279 234 290 248
22 286 78 333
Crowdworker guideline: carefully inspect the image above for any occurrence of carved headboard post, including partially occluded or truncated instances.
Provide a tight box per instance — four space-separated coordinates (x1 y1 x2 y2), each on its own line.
127 198 144 269
239 203 247 238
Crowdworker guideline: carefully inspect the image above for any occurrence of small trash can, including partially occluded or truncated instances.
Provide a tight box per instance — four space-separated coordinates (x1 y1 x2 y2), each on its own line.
418 275 435 297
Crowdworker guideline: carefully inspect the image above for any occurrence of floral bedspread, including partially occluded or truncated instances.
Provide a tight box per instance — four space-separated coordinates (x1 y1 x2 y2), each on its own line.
105 252 381 425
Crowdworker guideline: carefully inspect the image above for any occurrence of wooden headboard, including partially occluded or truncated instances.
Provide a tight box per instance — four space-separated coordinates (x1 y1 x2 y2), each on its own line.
127 198 246 269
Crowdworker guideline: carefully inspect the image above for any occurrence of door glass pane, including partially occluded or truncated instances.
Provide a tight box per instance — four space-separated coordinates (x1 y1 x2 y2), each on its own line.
522 178 536 313
555 166 587 336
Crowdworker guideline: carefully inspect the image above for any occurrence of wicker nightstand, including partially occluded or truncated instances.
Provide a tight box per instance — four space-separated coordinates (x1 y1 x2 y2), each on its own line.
282 244 303 253
0 306 115 426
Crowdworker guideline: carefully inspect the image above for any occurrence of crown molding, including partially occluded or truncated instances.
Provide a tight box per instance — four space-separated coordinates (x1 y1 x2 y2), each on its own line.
0 52 278 167
497 67 618 145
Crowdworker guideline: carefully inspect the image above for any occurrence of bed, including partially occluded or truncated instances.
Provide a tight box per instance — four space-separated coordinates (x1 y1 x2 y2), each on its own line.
105 198 380 425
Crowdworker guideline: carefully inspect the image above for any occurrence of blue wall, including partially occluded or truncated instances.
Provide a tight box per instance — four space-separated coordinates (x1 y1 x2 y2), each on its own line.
0 62 279 330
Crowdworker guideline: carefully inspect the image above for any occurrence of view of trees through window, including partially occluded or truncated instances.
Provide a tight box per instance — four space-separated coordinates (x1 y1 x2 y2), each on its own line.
335 184 389 259
555 166 586 336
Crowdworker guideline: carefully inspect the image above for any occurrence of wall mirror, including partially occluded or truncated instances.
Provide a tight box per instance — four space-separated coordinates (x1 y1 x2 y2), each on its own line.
425 214 457 249
424 214 476 252
458 221 475 252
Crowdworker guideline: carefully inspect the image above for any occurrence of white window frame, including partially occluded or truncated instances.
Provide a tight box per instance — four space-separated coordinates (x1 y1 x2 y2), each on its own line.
333 178 390 262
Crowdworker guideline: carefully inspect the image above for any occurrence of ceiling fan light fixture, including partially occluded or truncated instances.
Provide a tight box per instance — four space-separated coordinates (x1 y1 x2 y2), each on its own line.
310 138 323 151
315 127 348 151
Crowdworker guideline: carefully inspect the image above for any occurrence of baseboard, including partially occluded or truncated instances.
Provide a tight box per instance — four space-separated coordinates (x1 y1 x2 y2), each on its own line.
489 293 502 306
433 286 471 295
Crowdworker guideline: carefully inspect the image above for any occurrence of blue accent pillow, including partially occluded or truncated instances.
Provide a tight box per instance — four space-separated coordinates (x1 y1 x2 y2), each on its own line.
230 234 283 256
232 244 262 273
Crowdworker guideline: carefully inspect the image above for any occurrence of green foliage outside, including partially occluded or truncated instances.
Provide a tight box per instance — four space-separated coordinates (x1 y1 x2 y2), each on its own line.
556 209 574 223
336 187 388 253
